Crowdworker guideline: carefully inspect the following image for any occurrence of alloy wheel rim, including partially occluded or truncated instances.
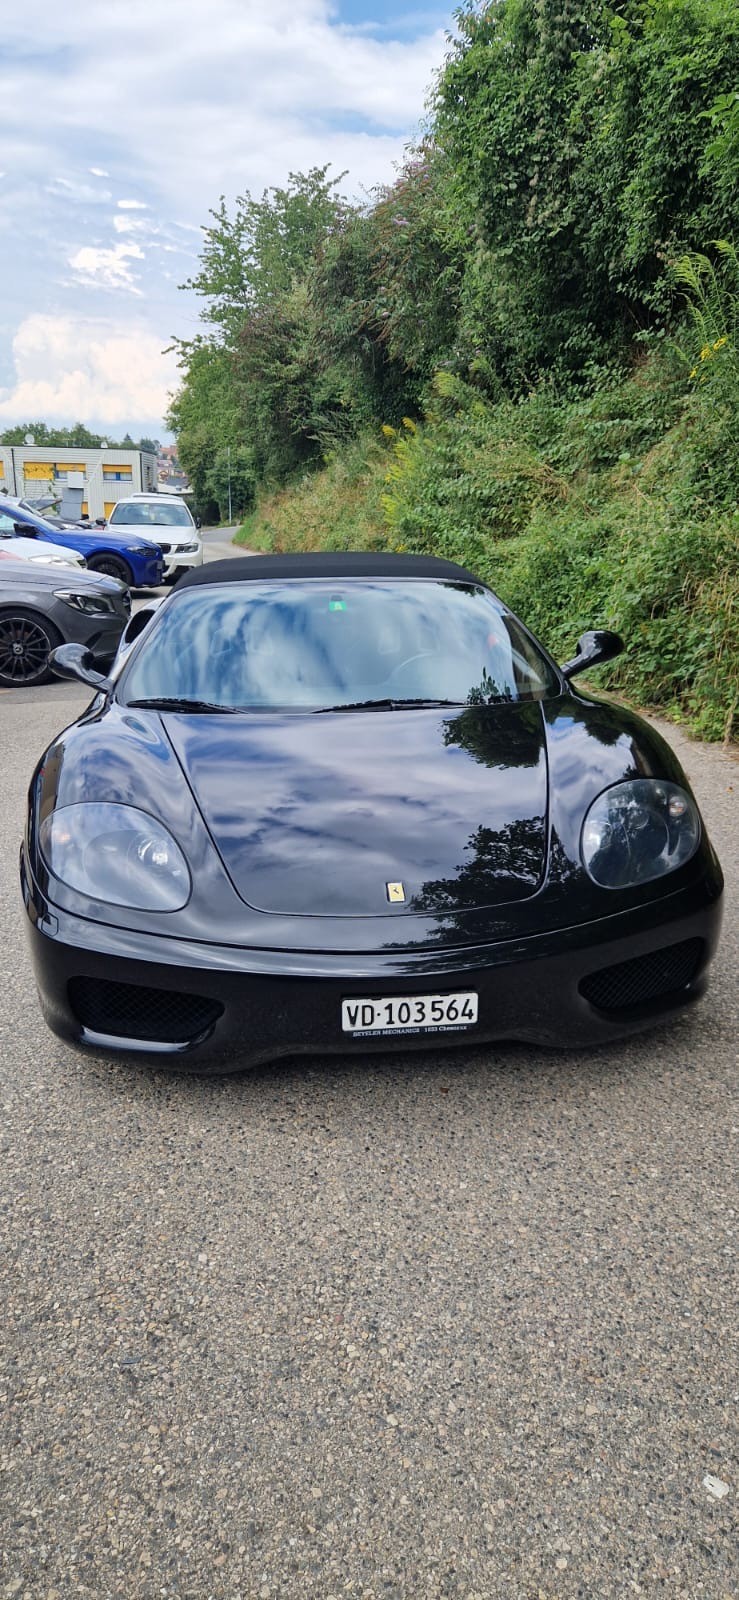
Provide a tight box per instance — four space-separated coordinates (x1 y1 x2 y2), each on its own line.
0 616 50 683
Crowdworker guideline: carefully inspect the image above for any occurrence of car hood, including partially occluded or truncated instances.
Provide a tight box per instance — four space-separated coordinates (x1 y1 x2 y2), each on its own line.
0 535 82 566
0 560 125 594
164 700 549 917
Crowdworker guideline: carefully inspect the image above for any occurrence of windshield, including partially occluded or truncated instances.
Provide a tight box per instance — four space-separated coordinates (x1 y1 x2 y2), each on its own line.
120 579 559 711
109 501 193 528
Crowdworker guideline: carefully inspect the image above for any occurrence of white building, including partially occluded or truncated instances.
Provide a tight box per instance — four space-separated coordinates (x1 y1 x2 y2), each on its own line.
0 446 158 521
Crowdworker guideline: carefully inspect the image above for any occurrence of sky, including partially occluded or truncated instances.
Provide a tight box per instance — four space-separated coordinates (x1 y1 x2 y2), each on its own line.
0 0 455 442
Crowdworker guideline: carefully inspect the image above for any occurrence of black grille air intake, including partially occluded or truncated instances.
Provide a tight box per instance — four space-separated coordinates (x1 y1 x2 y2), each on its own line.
68 977 223 1043
579 938 704 1014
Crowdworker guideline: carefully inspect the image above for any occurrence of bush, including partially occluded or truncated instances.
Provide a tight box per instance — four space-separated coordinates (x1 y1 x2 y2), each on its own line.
234 344 738 743
235 433 388 556
381 355 738 742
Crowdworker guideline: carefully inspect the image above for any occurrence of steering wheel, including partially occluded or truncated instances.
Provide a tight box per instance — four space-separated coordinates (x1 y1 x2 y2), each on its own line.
386 651 436 681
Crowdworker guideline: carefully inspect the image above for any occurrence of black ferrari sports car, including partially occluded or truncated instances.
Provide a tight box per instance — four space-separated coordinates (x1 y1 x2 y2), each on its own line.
21 553 723 1071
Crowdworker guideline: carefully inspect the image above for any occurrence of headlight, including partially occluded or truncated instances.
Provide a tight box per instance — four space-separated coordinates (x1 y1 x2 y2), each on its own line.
581 779 700 889
40 803 190 911
53 590 117 614
30 555 82 566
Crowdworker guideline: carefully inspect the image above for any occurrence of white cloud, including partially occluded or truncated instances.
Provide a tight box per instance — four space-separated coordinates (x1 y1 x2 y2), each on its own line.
46 176 112 203
113 212 157 235
0 0 453 429
1 1 446 219
0 315 180 429
68 241 145 293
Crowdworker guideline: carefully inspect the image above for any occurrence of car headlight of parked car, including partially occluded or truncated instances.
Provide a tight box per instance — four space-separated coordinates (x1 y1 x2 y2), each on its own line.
54 590 119 615
40 803 191 911
581 779 701 889
30 554 84 567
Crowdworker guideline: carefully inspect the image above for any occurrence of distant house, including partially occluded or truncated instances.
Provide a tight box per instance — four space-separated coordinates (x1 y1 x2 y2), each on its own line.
157 444 190 495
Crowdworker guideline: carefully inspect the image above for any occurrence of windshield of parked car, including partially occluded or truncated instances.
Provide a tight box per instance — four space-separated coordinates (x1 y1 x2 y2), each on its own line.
120 579 559 711
108 502 193 528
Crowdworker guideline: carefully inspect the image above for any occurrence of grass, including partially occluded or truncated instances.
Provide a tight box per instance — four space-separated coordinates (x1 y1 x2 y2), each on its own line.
235 434 388 555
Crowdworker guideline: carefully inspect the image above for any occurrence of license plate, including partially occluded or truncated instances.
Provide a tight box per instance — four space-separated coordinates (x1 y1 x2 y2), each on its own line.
341 991 478 1037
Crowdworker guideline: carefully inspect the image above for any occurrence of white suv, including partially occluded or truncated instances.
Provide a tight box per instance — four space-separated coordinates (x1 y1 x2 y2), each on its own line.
106 496 203 583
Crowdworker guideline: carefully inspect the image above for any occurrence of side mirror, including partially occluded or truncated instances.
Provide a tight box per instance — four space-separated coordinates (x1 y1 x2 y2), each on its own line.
561 629 624 681
14 523 34 537
49 643 111 690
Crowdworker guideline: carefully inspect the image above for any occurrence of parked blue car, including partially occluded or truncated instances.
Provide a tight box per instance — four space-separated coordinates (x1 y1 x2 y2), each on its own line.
0 497 165 588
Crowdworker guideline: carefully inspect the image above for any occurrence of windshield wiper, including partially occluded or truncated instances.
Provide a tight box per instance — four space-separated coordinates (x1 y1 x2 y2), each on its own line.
126 697 237 713
313 698 466 713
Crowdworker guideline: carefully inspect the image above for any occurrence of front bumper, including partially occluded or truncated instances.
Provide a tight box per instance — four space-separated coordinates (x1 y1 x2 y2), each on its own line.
161 543 203 580
49 601 128 665
86 622 129 665
21 857 723 1073
129 553 165 587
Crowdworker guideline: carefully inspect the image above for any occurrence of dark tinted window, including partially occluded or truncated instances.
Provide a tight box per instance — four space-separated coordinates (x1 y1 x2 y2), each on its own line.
121 579 559 710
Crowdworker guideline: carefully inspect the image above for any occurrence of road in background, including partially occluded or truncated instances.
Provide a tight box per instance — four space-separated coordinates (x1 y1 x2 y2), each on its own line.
1 534 736 1597
200 522 249 562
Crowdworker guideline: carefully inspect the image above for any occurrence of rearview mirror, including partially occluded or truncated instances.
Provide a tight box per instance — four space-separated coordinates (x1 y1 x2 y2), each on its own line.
49 643 111 690
561 629 624 681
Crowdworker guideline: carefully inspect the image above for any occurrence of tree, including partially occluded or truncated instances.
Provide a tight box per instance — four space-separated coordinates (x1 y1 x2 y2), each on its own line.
180 166 350 345
169 167 359 493
167 340 254 520
0 422 109 447
433 0 739 381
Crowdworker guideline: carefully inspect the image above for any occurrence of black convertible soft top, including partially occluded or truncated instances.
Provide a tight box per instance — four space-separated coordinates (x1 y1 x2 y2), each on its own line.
177 551 486 589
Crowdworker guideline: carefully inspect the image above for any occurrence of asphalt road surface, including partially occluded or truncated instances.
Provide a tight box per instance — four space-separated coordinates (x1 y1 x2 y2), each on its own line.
1 539 736 1598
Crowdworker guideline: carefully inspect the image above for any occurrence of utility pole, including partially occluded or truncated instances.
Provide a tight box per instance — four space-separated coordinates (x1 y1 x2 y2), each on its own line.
227 444 232 526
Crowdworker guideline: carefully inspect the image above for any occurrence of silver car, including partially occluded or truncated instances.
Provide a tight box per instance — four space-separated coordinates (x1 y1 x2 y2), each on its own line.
0 557 130 687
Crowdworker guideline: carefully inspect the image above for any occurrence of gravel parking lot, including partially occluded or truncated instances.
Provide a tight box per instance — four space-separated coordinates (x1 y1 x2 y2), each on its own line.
1 551 736 1599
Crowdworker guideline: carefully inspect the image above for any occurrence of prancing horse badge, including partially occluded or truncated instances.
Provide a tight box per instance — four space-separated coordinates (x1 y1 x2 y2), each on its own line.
386 881 406 903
